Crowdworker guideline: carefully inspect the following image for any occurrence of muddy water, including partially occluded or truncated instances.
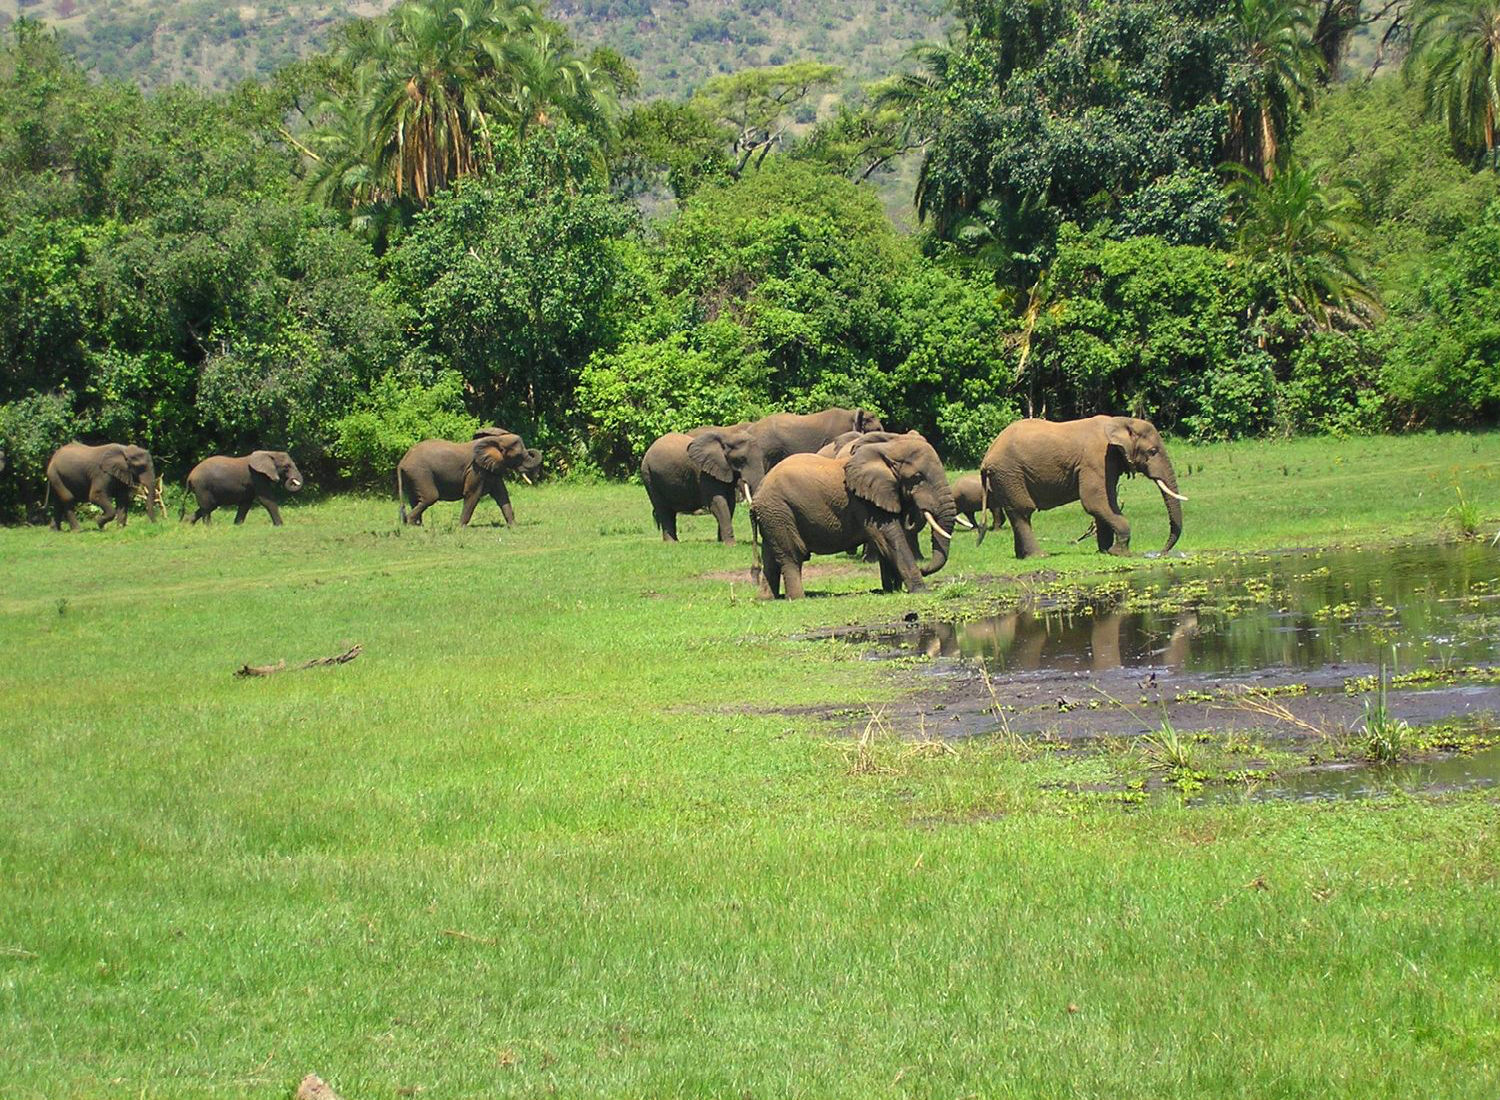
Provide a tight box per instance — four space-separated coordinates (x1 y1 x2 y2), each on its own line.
1194 744 1500 804
902 542 1500 675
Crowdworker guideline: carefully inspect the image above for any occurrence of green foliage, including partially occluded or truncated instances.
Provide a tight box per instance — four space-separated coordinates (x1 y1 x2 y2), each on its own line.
1380 198 1500 426
0 389 81 518
1296 78 1500 294
385 132 640 444
1226 159 1380 331
576 328 767 472
330 369 480 485
1405 0 1500 168
1028 229 1270 435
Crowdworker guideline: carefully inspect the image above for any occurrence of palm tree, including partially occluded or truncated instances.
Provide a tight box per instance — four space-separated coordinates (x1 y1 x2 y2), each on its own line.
1406 0 1500 168
345 0 544 205
1225 0 1324 180
496 25 615 141
1226 160 1381 330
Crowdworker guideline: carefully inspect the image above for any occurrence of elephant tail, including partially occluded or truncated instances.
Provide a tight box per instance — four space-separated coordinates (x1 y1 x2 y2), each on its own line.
396 467 407 524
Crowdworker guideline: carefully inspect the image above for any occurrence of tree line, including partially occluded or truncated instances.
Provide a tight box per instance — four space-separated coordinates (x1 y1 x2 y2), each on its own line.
1 0 1497 519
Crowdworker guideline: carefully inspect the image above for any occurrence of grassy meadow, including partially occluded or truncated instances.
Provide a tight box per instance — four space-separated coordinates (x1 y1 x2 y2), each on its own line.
2 431 1500 1098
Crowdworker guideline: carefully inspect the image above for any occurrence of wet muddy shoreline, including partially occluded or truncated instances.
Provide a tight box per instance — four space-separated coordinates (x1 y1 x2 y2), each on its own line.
796 540 1500 800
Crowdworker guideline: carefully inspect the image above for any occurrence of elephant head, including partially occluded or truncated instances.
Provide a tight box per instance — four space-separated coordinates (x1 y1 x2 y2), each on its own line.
249 451 304 492
844 434 957 577
1104 417 1184 554
471 430 538 484
103 444 159 520
686 426 761 498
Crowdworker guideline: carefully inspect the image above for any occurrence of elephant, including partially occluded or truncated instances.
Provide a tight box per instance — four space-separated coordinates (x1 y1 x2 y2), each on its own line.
686 408 883 508
640 427 742 543
397 428 541 526
979 416 1186 559
185 451 304 525
45 442 159 531
749 432 956 599
950 474 987 543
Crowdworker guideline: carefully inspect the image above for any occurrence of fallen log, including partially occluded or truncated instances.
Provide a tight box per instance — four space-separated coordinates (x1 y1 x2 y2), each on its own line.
235 645 362 678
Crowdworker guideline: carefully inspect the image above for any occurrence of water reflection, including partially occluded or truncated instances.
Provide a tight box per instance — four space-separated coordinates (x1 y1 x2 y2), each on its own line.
906 542 1500 674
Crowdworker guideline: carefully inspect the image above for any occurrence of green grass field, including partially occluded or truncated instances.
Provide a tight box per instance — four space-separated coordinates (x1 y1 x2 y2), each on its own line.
2 431 1499 1098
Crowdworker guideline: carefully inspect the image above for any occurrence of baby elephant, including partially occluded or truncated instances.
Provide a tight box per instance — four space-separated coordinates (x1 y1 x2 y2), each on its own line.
949 474 987 544
186 451 303 526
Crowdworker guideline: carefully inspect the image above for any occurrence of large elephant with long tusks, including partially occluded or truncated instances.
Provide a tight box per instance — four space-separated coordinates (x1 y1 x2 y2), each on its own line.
749 433 956 599
979 415 1186 559
45 442 159 531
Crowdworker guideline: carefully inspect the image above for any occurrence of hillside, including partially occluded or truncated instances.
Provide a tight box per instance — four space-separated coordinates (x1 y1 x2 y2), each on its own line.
0 0 950 97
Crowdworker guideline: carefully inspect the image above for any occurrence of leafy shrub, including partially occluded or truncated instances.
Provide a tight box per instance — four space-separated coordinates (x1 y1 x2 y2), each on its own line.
330 371 480 488
576 327 767 475
0 390 83 519
1278 330 1388 435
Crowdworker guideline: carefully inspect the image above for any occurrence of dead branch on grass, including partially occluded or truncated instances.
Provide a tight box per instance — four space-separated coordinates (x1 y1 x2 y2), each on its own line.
235 645 363 678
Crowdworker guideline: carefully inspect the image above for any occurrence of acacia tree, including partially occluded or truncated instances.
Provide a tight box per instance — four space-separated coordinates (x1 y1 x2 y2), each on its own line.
1406 0 1500 168
690 61 841 175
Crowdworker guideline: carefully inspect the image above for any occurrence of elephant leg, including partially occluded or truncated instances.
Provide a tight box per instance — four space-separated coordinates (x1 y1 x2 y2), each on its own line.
782 559 806 600
870 522 926 592
87 484 116 528
234 502 253 525
115 494 130 527
707 495 734 544
758 558 782 599
488 481 516 527
655 506 679 542
261 497 284 526
1007 507 1044 559
1082 478 1130 556
406 498 431 525
191 507 211 525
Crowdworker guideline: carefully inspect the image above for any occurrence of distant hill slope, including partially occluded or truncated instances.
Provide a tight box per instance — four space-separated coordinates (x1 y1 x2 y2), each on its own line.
0 0 950 98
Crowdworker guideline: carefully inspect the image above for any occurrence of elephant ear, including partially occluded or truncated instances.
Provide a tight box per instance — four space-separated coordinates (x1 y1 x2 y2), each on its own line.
686 432 734 483
854 408 884 433
101 448 132 486
248 452 279 480
845 444 903 513
1104 418 1134 455
472 433 525 474
473 427 511 441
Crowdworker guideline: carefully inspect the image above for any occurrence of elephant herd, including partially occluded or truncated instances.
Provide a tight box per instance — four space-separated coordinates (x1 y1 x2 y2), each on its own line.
35 412 1188 602
641 409 1187 599
39 428 542 532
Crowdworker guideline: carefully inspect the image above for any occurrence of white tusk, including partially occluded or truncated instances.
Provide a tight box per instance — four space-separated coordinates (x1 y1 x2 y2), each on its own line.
521 473 533 486
742 483 754 506
924 511 953 540
1153 478 1188 502
953 515 976 530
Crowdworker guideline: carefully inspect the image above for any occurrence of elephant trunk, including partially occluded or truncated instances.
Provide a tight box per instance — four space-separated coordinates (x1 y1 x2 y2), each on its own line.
1154 460 1184 555
919 500 956 577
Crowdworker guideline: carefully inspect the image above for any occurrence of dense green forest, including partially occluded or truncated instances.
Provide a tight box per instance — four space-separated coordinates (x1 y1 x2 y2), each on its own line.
1 0 1498 519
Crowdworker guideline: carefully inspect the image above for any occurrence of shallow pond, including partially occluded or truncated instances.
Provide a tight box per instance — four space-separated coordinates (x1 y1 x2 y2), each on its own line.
901 541 1500 676
1193 743 1500 804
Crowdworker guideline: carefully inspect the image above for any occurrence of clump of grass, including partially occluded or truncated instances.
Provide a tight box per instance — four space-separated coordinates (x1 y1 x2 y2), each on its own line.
1140 713 1195 772
1362 652 1412 764
977 659 1031 757
847 706 895 775
1444 486 1482 540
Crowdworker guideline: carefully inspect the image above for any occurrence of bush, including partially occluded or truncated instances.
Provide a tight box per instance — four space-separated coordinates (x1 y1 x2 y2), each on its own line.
0 390 83 519
330 371 480 487
576 327 767 475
